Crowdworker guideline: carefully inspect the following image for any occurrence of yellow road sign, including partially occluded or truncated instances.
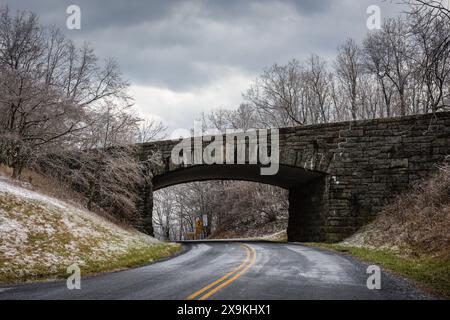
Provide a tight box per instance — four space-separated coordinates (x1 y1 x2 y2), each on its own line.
195 219 203 237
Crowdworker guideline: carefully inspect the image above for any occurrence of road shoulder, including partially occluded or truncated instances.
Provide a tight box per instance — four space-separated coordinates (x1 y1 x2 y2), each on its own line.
298 242 445 300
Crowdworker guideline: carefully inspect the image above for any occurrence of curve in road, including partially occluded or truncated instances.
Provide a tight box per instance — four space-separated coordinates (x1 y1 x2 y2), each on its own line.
0 241 434 300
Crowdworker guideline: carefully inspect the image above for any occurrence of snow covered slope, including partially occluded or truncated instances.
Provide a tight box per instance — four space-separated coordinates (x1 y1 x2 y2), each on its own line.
0 175 178 283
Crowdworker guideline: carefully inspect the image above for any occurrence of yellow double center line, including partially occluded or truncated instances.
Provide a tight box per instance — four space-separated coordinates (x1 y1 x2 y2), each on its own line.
186 243 257 300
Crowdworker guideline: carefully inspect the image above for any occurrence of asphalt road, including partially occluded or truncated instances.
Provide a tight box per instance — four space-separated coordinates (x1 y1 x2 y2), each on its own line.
0 241 434 300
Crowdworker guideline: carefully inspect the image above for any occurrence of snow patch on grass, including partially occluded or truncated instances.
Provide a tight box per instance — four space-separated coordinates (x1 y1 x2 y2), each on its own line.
0 174 179 283
256 230 287 242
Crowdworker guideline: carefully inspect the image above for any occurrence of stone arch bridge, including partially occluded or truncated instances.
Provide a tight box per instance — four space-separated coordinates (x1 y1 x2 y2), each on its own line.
135 112 450 242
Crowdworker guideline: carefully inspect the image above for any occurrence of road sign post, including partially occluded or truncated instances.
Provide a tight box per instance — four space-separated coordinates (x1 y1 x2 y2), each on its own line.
195 218 203 239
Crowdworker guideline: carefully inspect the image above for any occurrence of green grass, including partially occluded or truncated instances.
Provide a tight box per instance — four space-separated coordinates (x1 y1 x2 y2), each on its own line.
0 191 182 284
0 242 181 283
305 243 450 299
81 242 181 275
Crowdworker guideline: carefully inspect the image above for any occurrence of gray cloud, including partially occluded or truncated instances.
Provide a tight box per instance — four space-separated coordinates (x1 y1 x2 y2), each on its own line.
3 0 402 88
1 0 403 129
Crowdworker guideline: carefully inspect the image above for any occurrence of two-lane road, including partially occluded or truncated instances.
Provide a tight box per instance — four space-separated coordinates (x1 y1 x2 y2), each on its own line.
0 241 434 300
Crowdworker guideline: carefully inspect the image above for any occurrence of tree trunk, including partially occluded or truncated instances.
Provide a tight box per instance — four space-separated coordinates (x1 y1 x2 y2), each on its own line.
11 162 23 179
86 183 95 211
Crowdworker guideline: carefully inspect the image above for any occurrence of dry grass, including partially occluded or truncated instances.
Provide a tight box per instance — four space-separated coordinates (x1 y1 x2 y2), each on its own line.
343 164 450 258
0 165 135 231
259 230 288 242
308 242 450 299
1 165 77 201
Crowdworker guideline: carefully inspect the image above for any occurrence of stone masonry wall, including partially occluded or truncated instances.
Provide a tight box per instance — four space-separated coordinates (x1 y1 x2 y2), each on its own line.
138 111 450 242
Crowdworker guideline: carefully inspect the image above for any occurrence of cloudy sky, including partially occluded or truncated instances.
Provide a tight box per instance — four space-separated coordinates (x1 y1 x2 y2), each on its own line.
3 0 403 133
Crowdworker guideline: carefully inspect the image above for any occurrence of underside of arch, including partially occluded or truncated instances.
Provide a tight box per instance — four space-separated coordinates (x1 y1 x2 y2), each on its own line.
152 164 324 191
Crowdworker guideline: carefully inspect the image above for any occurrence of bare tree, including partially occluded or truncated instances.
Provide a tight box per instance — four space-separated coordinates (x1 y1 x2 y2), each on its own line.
407 0 450 112
0 7 160 227
376 18 414 116
153 191 176 240
334 38 364 120
228 103 257 131
244 59 304 127
303 54 333 123
135 119 166 143
205 108 234 132
34 108 146 225
244 56 334 127
0 7 131 178
363 30 397 117
358 73 383 119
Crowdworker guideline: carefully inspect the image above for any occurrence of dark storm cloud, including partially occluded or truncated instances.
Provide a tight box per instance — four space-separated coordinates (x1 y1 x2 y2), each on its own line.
3 0 174 28
4 0 330 30
2 0 401 91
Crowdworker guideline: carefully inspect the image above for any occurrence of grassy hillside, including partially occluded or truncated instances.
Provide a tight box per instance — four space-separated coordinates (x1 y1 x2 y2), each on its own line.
309 243 449 299
342 164 450 258
210 214 287 239
0 175 180 283
313 164 450 298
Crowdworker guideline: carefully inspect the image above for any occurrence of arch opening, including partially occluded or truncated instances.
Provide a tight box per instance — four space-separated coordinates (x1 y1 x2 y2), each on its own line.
147 164 329 242
153 180 289 241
